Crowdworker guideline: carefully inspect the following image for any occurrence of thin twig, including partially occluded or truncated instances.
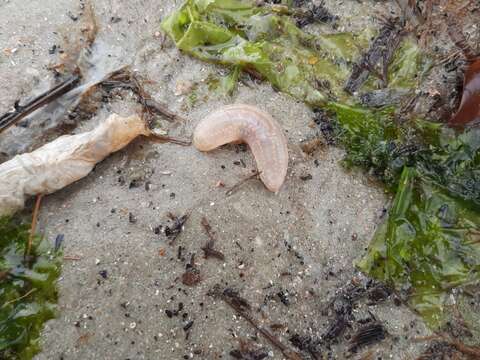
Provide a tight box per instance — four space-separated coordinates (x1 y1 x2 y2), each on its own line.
2 288 37 308
216 288 304 360
0 76 80 134
147 133 192 146
226 170 261 196
63 255 82 261
26 194 44 258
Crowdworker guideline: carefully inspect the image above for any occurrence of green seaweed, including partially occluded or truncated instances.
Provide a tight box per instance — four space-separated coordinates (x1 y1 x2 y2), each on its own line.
332 102 480 328
0 216 61 359
161 0 375 104
220 66 241 95
162 0 480 332
327 103 480 329
358 166 480 328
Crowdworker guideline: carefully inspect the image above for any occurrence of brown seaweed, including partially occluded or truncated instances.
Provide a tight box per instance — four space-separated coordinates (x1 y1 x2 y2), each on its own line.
448 58 480 127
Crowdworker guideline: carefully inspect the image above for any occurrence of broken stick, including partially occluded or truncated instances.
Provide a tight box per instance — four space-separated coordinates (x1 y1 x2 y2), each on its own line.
0 76 80 134
26 194 44 259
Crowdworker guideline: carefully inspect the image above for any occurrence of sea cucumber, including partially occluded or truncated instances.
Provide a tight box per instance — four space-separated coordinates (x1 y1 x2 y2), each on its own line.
193 104 288 192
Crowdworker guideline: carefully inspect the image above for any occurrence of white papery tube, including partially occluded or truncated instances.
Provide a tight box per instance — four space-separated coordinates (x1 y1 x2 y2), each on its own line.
0 114 148 216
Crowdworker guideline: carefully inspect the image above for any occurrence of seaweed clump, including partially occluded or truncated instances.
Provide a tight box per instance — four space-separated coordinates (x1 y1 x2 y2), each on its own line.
0 216 61 359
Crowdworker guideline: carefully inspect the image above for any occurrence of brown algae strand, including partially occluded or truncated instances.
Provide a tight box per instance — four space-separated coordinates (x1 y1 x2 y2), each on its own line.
193 104 288 192
449 58 480 127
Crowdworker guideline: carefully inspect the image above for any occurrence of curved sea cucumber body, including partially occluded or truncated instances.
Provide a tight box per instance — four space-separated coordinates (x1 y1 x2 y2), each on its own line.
193 104 289 192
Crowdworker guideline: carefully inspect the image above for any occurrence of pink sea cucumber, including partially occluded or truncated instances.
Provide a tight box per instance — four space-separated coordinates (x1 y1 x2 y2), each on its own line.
193 104 288 192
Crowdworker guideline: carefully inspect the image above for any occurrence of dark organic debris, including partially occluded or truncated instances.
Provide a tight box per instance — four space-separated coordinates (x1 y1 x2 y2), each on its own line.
100 70 189 125
416 340 457 360
165 213 188 244
201 240 225 260
222 288 251 312
283 239 305 265
98 270 108 279
165 302 184 318
289 334 322 360
312 109 335 145
270 323 286 331
129 179 140 189
229 339 269 360
200 217 225 261
128 212 137 224
294 1 337 28
230 349 268 360
324 316 348 343
345 18 404 94
277 290 290 306
182 255 201 286
48 45 58 55
322 279 387 342
177 245 185 261
181 270 201 286
348 323 386 353
210 285 304 360
54 234 65 252
67 11 79 21
1 57 189 152
366 283 391 304
183 320 194 332
445 13 476 61
394 0 424 27
300 137 322 155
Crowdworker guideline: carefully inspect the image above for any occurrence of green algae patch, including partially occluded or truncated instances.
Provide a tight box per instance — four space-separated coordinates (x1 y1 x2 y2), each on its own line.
162 0 427 100
162 0 480 333
0 216 61 359
161 0 367 103
358 167 480 328
332 103 480 329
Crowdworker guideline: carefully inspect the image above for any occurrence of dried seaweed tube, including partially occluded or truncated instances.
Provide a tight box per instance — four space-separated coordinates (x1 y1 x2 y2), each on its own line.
0 114 149 216
193 104 288 192
449 59 480 127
